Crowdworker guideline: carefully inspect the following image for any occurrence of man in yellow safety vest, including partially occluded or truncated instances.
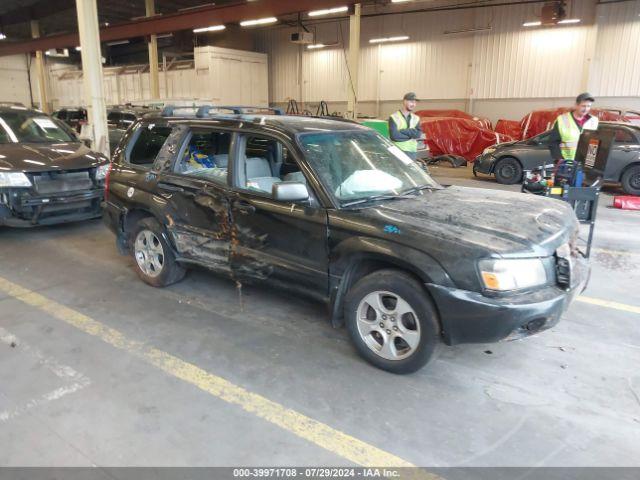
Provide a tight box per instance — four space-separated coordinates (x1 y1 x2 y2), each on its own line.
549 92 599 166
388 92 422 160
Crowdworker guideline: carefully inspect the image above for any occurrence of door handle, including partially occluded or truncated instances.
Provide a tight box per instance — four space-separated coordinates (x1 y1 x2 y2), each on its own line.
234 200 256 215
158 182 184 192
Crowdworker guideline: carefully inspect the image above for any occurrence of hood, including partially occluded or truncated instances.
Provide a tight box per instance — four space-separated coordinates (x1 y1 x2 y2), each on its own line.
495 140 519 148
0 142 107 172
347 186 577 258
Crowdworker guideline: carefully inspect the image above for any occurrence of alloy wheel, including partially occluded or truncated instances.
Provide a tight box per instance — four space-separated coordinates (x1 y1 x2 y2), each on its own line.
134 229 165 278
356 291 421 361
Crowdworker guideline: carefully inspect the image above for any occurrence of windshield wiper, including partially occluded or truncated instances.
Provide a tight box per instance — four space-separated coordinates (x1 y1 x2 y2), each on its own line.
341 195 401 208
341 185 439 208
398 184 440 196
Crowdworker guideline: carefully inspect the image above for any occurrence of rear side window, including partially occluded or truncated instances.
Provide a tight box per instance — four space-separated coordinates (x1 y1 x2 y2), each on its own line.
127 124 172 167
174 129 232 185
613 128 635 143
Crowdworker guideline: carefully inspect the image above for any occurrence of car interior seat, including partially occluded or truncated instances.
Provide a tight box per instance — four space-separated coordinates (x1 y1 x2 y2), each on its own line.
245 157 281 193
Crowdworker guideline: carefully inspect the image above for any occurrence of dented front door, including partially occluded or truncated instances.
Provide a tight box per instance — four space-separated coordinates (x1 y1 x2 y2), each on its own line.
229 191 329 302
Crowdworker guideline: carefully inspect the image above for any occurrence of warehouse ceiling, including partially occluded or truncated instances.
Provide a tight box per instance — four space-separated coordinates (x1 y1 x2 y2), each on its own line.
0 0 565 61
0 0 241 39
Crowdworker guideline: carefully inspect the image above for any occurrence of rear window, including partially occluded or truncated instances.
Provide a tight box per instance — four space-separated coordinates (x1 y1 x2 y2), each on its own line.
127 124 172 167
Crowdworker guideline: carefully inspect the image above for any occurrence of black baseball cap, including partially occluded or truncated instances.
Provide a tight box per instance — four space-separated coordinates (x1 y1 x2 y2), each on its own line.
403 92 418 101
576 92 595 103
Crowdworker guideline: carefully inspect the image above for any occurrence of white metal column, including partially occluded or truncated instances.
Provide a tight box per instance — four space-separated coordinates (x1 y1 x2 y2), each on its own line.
346 3 360 119
30 21 50 113
75 0 109 157
145 0 160 99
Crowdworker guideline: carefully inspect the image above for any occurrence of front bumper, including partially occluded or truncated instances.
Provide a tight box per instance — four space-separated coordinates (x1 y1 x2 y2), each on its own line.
426 256 589 346
0 189 103 227
473 153 496 175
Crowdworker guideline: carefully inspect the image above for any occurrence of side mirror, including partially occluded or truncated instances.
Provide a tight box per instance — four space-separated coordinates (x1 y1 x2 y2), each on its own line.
273 182 309 202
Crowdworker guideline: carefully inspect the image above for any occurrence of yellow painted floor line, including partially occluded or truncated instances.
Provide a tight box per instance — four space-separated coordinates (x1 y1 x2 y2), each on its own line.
0 277 424 471
577 295 640 315
592 248 640 257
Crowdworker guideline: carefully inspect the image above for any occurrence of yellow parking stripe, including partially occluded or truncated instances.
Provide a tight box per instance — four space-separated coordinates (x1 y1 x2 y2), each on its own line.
577 296 640 315
0 277 421 470
592 248 640 257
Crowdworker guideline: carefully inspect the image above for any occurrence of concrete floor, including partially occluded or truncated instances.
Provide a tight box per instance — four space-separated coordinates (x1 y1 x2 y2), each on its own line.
1 166 639 468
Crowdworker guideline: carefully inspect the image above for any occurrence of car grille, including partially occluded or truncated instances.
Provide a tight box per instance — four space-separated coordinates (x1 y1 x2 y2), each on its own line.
30 170 94 195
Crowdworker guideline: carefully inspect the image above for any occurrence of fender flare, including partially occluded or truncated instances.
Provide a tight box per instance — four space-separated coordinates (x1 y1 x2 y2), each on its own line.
328 237 454 327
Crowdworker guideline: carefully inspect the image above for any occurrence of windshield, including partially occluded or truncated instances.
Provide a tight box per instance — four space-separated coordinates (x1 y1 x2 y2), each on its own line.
298 130 439 205
0 109 77 144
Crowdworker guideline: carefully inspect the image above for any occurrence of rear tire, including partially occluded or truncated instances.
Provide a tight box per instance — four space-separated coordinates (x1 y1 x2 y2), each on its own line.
494 157 523 185
131 217 186 287
621 165 640 196
344 270 441 374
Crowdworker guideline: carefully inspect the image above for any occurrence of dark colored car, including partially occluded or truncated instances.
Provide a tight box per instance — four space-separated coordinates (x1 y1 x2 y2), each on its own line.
473 122 640 195
52 107 88 133
103 112 588 373
0 105 109 227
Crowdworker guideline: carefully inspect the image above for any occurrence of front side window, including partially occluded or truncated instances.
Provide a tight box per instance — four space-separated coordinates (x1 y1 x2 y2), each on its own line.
174 129 231 185
127 123 172 167
237 135 302 196
298 130 438 204
0 109 76 143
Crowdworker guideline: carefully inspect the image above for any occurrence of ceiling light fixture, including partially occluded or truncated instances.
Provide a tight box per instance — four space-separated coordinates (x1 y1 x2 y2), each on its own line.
240 17 277 27
369 35 409 44
522 21 542 27
308 6 348 17
307 44 326 49
193 24 226 33
391 0 413 3
106 40 130 46
0 33 6 40
557 18 581 24
75 46 81 51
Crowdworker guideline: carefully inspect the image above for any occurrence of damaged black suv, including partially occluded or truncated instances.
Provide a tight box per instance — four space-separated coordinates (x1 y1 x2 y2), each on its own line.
0 105 109 227
104 110 588 373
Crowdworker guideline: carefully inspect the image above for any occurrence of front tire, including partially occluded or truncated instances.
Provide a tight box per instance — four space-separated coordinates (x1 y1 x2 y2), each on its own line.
621 165 640 196
494 157 523 185
131 217 186 287
344 270 441 374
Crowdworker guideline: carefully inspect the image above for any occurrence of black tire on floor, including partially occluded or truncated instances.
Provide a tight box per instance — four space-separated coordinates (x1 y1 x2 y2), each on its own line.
344 269 441 374
494 157 523 185
621 165 640 196
131 217 186 287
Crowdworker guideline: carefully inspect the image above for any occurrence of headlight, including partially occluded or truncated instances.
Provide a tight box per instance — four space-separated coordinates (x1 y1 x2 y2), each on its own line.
0 172 32 188
95 163 110 181
479 258 548 291
483 147 496 155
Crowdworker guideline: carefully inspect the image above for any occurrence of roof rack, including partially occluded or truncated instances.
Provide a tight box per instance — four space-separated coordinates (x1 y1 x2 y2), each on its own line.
196 105 284 117
159 104 284 118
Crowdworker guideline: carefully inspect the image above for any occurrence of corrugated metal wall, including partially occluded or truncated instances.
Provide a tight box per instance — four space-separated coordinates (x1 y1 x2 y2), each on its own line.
30 0 640 109
259 0 640 103
0 55 32 106
471 1 596 99
589 0 640 97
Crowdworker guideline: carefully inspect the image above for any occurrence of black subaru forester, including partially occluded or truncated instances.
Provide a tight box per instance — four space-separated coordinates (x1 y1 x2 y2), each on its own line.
103 110 588 373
